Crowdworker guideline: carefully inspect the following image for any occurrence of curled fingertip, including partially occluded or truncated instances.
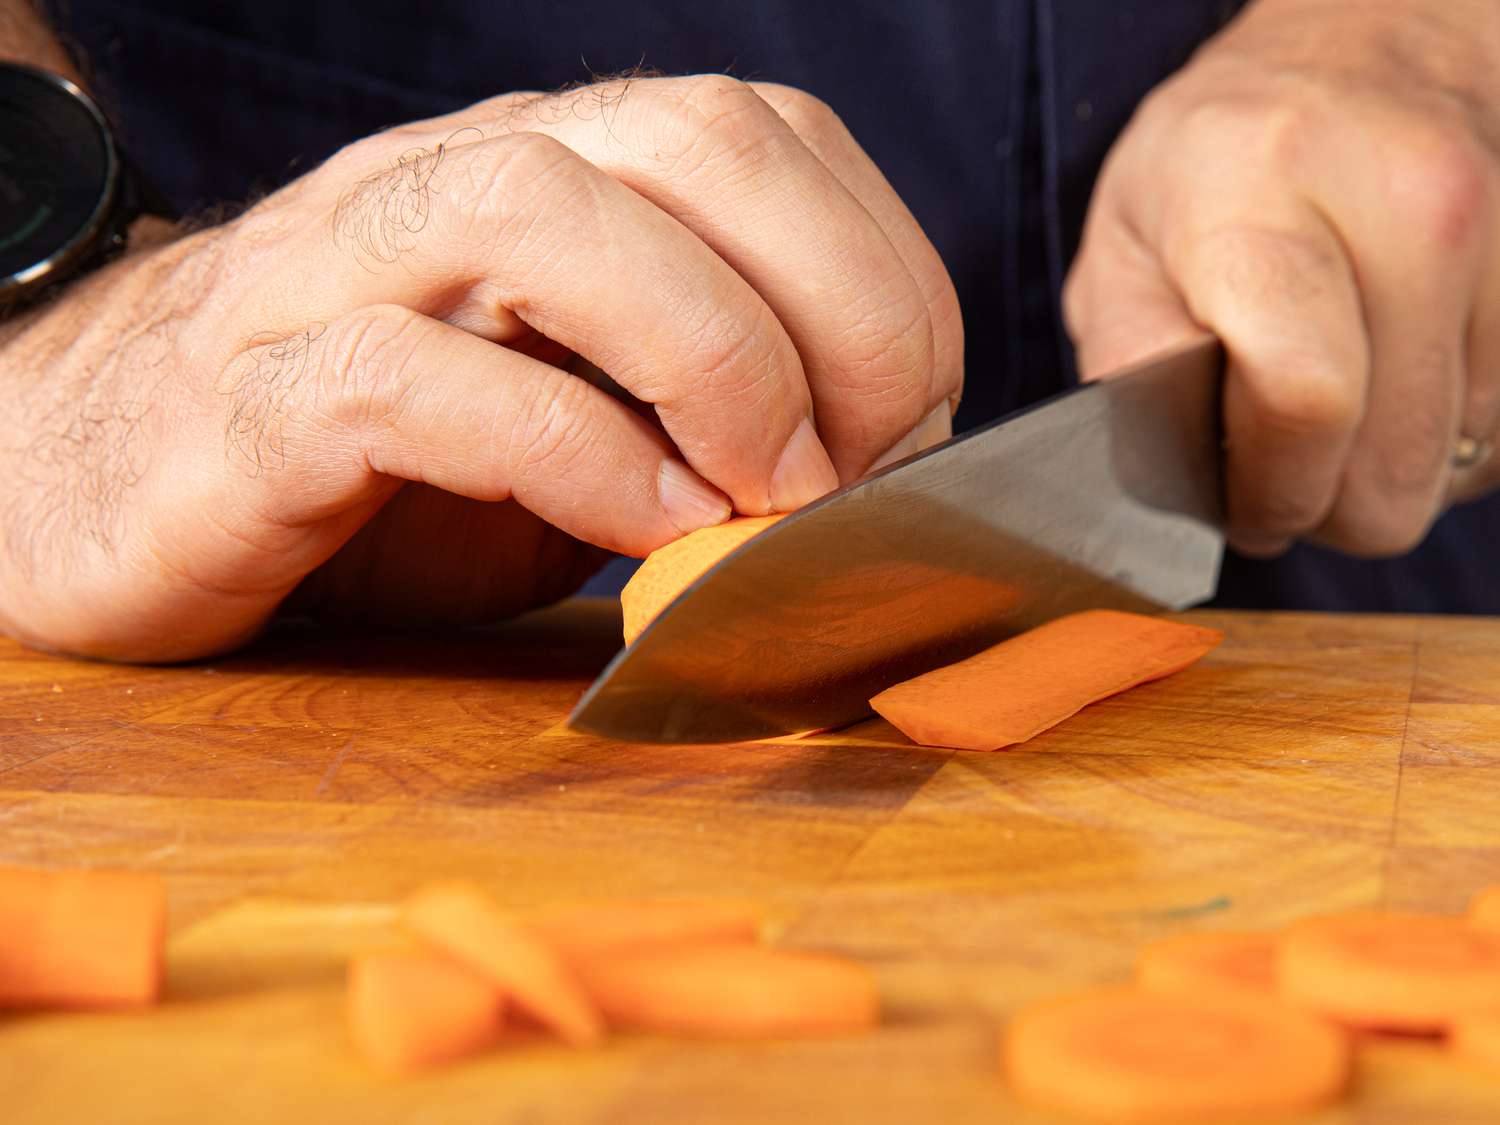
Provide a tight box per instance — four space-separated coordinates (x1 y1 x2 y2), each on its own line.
770 417 840 511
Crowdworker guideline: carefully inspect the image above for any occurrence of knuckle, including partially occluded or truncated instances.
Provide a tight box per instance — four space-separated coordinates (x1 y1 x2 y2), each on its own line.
651 74 774 171
323 304 430 421
1240 362 1363 444
508 376 598 476
750 82 842 139
1389 123 1490 247
686 300 795 409
1188 223 1345 308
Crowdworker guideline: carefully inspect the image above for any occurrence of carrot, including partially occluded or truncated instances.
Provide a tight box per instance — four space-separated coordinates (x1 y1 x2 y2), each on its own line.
1278 911 1500 1032
1452 1010 1500 1074
0 865 166 1009
620 515 783 644
401 881 604 1047
1135 930 1278 999
869 610 1222 751
570 943 878 1038
347 948 505 1073
1469 886 1500 931
524 900 762 966
1003 987 1349 1123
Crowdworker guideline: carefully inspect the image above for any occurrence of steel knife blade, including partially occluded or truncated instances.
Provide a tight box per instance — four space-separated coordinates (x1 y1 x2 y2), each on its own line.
568 335 1225 744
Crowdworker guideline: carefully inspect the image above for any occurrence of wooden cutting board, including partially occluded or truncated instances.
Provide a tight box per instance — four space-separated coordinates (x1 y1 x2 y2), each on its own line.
2 600 1499 1123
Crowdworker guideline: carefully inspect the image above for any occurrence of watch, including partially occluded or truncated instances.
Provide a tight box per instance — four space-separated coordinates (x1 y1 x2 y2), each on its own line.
0 62 173 308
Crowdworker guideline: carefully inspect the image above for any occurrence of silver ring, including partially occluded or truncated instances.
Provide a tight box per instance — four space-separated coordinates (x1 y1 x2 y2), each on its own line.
1454 435 1493 470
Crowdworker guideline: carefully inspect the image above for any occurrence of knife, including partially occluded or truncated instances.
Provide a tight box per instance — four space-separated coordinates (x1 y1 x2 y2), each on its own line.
569 334 1226 744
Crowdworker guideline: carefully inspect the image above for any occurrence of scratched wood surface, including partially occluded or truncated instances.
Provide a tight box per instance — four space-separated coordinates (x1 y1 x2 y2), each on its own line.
2 601 1499 1123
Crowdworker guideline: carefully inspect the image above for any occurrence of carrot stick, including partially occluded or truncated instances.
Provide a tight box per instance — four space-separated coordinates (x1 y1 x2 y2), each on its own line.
347 948 505 1073
0 865 166 1009
620 515 783 644
870 610 1222 751
524 900 762 966
570 943 878 1038
1278 911 1500 1032
1452 1010 1500 1074
1469 886 1500 931
401 881 604 1047
1135 931 1278 1000
1003 987 1349 1123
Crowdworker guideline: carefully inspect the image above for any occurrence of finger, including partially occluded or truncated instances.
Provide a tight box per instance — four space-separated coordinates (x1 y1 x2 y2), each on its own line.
1296 118 1488 554
748 82 964 422
1064 195 1207 380
250 130 835 516
1115 195 1368 555
213 305 731 562
488 75 940 482
1452 250 1500 505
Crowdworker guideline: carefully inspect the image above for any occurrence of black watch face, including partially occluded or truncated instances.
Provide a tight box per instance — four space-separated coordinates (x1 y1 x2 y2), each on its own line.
0 66 115 285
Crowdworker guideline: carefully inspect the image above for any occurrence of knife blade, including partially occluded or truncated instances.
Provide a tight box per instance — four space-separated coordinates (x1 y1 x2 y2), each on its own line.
569 335 1225 744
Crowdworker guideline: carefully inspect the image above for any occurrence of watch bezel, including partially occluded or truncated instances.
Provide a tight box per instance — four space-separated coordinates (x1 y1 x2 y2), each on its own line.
0 64 122 302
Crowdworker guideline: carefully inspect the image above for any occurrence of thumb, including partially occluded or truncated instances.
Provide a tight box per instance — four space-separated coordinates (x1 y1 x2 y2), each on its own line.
1063 221 1205 381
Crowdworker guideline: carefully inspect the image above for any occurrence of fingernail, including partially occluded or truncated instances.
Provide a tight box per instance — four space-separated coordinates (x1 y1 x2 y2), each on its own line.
1230 531 1293 558
770 417 840 512
868 403 953 475
658 459 730 534
915 401 954 448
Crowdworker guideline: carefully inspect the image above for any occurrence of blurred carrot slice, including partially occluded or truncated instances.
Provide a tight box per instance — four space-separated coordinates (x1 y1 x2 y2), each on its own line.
402 881 603 1047
572 943 877 1038
0 866 166 1009
1452 1010 1500 1074
1003 987 1349 1122
1136 931 1277 999
525 900 762 966
620 515 783 644
348 949 504 1073
1469 887 1500 931
870 610 1222 751
1279 911 1500 1032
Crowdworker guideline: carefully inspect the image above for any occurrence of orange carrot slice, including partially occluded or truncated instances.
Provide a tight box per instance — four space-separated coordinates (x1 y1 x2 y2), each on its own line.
1279 911 1500 1031
620 515 783 644
525 900 762 966
402 881 604 1047
570 943 878 1038
347 948 505 1073
1003 987 1349 1122
870 610 1222 751
0 865 166 1009
1135 931 1278 999
1452 1010 1500 1074
1469 886 1500 931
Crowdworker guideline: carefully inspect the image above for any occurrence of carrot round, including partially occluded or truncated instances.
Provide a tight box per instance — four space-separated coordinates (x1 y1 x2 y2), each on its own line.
1003 987 1349 1123
570 943 878 1038
1279 911 1500 1031
401 881 604 1047
1469 886 1500 931
1452 1010 1500 1074
347 948 504 1073
620 515 783 645
1135 930 1277 999
524 900 762 966
0 865 166 1009
869 610 1222 751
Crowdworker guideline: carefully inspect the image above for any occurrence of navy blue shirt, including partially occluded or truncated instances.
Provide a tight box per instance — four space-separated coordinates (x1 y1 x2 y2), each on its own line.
52 0 1500 612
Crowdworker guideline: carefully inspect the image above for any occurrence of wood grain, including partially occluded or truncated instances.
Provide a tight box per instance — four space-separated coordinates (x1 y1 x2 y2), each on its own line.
1 601 1498 1123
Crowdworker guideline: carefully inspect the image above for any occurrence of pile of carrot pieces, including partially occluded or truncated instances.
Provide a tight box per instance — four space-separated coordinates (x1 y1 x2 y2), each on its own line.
353 881 879 1072
1004 885 1500 1122
621 516 1223 751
